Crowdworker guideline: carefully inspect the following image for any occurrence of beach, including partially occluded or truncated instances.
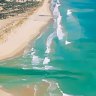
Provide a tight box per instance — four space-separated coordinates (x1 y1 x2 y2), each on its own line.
0 0 96 95
0 0 52 60
0 80 52 96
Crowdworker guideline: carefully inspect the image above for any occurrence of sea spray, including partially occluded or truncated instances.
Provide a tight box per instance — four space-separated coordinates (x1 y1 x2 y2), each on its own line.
45 32 55 54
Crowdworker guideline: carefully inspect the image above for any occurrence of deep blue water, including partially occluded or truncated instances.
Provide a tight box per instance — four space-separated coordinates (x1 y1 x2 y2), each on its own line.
0 0 96 96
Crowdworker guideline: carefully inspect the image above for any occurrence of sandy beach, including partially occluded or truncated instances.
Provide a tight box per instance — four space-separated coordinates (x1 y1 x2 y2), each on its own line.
0 80 51 96
0 0 52 60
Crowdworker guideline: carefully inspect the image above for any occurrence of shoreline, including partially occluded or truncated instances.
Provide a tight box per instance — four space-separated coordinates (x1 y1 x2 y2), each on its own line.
0 0 52 61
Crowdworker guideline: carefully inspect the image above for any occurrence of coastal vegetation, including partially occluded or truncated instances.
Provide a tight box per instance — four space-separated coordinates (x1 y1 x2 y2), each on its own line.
0 0 42 19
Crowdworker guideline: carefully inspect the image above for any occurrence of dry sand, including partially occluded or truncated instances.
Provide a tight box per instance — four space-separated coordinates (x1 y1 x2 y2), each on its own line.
0 0 52 60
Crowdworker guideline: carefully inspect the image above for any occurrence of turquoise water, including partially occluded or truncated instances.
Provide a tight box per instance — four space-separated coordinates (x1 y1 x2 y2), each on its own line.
0 0 96 96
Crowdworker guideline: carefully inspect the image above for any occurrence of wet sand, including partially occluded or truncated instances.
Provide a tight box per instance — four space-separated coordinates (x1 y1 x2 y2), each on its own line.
0 80 50 96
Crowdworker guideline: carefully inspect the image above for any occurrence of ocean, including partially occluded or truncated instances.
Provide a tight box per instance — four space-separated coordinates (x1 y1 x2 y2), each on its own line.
0 0 96 96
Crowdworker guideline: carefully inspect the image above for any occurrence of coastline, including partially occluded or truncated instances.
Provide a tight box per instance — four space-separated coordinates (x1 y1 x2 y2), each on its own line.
0 0 52 61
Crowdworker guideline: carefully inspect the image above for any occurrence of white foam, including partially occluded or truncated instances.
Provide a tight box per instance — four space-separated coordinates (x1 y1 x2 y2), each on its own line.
44 65 53 70
65 40 71 45
45 48 50 54
53 0 65 40
56 83 73 96
42 79 73 96
53 3 60 16
63 93 72 96
30 48 35 55
45 32 55 54
32 55 42 65
67 9 72 15
57 13 65 40
31 51 35 56
43 57 50 64
31 48 34 52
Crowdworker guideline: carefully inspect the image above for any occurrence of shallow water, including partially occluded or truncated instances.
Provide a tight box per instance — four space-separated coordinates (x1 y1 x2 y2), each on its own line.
0 0 96 96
